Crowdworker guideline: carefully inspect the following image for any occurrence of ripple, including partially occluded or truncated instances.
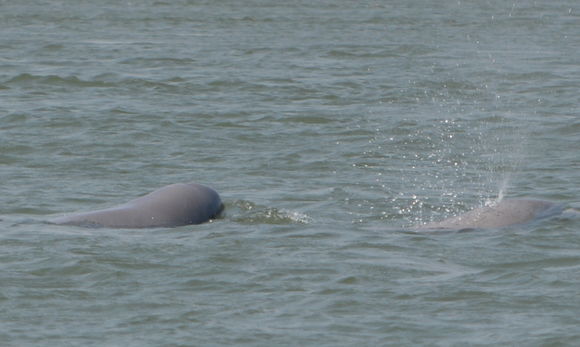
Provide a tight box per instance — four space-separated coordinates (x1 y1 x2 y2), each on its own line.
229 200 311 225
3 73 113 88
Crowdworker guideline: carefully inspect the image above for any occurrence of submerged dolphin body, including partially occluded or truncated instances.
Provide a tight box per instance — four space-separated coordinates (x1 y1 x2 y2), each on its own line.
51 183 224 228
415 198 564 231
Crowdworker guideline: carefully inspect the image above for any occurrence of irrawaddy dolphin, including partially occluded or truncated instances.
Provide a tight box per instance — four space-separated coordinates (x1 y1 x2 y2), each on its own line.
51 183 224 228
415 198 566 231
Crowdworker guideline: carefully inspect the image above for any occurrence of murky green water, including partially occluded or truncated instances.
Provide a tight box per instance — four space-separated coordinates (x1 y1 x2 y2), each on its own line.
2 1 580 345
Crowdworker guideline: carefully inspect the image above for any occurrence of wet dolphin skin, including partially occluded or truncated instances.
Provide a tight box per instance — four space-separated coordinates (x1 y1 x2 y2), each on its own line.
416 199 563 231
52 183 224 228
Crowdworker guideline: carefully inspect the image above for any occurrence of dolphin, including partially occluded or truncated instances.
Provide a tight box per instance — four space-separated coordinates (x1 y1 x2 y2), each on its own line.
51 183 224 228
415 198 565 231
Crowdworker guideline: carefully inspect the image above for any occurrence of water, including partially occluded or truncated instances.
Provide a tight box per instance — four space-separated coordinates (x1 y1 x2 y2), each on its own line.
1 0 580 345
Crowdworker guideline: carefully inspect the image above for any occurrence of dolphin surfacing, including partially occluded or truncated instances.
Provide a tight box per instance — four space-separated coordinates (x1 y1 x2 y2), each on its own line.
415 198 564 231
52 183 224 228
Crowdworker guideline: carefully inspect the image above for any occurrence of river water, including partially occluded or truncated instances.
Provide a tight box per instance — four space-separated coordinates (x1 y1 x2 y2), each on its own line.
1 1 580 346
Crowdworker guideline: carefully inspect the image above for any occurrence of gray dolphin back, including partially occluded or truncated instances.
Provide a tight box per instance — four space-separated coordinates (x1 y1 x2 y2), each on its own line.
416 199 563 231
52 183 224 228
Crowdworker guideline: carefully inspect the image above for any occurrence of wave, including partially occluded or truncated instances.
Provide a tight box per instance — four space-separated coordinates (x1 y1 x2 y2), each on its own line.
2 73 113 88
228 200 311 225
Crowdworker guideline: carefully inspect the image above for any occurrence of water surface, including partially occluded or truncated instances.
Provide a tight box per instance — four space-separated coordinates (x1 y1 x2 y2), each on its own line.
1 1 580 346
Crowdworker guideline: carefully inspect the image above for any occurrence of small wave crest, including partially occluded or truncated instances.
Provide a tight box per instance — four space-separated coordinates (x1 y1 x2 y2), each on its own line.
3 73 112 88
228 200 311 225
